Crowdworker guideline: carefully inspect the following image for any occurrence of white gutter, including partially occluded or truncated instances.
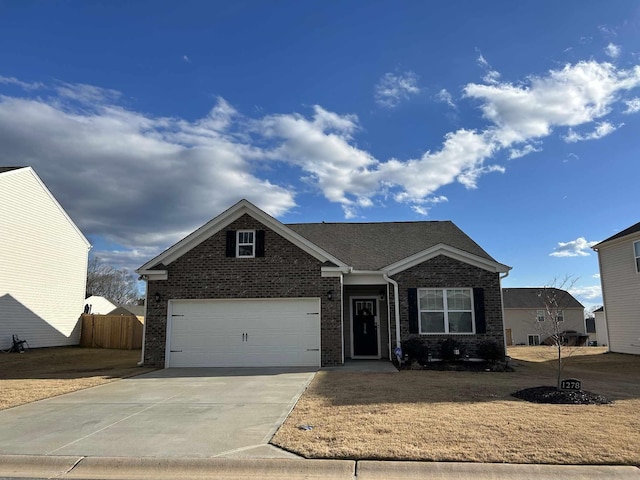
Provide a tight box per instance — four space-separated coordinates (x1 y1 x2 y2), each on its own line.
499 270 510 354
137 276 148 366
383 274 401 349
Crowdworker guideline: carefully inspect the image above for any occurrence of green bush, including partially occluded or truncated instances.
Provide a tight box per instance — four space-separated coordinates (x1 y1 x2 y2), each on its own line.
401 338 430 364
477 340 505 362
439 338 465 361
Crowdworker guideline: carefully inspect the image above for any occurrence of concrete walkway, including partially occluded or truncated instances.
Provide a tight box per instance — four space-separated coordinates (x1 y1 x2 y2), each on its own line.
1 455 638 479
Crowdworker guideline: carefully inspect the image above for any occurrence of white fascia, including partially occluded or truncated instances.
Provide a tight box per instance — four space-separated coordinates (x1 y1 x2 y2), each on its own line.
136 199 348 274
384 243 511 276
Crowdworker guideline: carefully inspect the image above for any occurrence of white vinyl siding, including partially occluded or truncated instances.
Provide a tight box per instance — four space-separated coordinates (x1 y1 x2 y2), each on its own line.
597 235 640 355
503 308 585 346
0 168 90 350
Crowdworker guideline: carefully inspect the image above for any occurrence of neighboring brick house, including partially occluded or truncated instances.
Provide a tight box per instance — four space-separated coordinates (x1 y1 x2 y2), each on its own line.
137 199 511 368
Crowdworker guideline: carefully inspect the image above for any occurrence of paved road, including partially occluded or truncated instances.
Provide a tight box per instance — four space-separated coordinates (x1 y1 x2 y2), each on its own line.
0 367 315 459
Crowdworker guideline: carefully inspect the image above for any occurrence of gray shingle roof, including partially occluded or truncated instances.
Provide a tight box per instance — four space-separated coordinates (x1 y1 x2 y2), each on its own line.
286 221 496 271
0 166 25 174
502 288 583 309
594 221 640 247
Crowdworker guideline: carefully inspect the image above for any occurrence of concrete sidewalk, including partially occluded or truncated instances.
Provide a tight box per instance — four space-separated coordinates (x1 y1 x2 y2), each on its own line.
1 455 638 480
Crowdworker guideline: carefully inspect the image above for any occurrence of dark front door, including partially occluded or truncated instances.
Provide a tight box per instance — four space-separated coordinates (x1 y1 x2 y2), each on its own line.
353 299 378 356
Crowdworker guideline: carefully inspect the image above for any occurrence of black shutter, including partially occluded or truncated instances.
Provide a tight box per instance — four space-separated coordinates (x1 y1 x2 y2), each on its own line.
473 287 486 334
255 230 265 257
226 230 236 257
408 288 418 334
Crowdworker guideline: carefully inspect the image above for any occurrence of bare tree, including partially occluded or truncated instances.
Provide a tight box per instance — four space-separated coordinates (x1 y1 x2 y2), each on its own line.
86 257 139 304
531 276 581 390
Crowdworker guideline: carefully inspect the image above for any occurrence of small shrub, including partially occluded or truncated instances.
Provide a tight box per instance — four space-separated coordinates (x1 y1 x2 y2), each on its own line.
401 338 430 365
477 340 505 362
439 338 465 361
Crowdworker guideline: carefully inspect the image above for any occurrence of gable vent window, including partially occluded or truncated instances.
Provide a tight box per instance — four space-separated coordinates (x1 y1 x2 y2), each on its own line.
237 230 255 258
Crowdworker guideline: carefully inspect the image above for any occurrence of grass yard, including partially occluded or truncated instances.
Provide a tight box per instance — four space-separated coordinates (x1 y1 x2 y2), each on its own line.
272 346 640 465
0 347 155 410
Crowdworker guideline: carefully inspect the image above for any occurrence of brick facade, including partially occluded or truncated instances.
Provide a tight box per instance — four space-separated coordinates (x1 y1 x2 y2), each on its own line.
143 214 342 367
392 255 504 358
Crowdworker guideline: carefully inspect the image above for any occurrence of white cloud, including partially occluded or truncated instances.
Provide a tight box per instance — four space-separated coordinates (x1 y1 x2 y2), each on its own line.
374 71 420 108
592 273 601 279
464 61 640 147
550 237 599 257
508 144 541 159
182 55 191 63
476 53 501 84
436 89 456 108
570 285 602 301
564 121 619 143
624 97 640 113
604 43 621 59
0 75 44 90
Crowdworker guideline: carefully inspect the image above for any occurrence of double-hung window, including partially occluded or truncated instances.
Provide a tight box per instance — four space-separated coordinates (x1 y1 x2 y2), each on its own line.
536 310 545 322
635 241 640 273
237 230 255 258
418 288 474 334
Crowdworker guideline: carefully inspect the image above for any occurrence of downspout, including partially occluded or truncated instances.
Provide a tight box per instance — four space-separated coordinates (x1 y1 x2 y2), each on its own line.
386 283 392 361
340 273 345 365
137 275 148 367
499 270 510 354
383 274 401 350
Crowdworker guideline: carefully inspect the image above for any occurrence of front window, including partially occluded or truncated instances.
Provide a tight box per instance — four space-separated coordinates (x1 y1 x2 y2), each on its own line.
237 230 255 257
536 310 545 322
557 310 564 322
635 241 640 273
528 334 540 346
418 288 474 334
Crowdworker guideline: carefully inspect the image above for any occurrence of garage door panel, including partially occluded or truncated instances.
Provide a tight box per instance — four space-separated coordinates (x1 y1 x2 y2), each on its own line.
168 299 321 367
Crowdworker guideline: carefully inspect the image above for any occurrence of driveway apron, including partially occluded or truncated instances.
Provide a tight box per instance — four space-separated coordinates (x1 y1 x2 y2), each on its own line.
0 367 315 458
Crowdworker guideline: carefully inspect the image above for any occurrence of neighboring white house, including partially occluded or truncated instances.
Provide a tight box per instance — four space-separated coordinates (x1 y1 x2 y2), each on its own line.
83 295 118 315
593 222 640 355
502 287 586 346
0 166 91 350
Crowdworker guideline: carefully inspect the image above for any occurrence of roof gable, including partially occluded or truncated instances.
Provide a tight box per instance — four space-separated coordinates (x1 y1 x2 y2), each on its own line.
137 199 347 273
0 166 90 248
502 288 584 309
593 221 640 249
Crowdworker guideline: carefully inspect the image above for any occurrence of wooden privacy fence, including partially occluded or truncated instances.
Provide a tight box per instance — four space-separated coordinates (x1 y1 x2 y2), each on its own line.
80 314 143 350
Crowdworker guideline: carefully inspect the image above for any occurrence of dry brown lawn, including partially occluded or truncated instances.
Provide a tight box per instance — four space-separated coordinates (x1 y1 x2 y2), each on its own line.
272 346 640 465
0 347 156 410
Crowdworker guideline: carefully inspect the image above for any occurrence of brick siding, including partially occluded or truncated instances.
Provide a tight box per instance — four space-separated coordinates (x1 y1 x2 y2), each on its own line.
392 255 505 358
144 214 342 367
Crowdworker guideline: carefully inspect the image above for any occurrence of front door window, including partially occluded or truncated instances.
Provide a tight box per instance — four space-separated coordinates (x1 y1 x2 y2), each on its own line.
353 299 378 356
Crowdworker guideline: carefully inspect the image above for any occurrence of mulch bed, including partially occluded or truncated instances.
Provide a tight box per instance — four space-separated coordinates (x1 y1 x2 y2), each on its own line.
512 386 612 405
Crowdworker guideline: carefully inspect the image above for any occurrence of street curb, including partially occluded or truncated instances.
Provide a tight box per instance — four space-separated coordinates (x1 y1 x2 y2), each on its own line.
357 460 640 480
0 455 83 478
0 456 357 480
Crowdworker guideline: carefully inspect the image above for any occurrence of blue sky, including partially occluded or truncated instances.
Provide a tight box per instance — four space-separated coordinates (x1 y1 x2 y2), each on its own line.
1 1 639 310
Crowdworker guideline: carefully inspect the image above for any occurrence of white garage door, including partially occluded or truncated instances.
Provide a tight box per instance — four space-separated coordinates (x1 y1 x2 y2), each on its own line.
167 298 321 367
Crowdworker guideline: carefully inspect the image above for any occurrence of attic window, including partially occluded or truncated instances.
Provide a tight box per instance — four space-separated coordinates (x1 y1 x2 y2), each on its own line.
237 230 255 257
635 241 640 273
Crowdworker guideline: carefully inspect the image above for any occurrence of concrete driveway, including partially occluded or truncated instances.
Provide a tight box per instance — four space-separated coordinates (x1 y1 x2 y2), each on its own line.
0 367 316 459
